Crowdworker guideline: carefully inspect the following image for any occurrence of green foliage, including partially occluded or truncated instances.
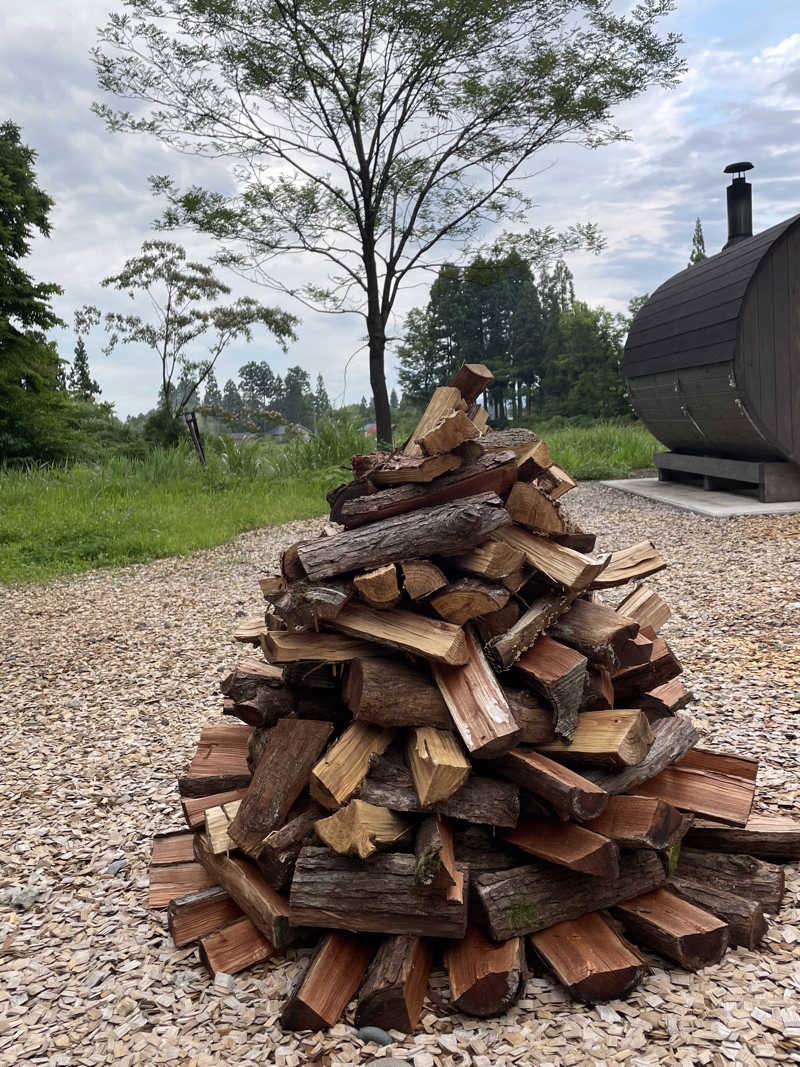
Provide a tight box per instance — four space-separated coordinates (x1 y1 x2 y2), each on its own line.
0 416 370 585
526 418 660 480
67 337 101 401
688 218 707 266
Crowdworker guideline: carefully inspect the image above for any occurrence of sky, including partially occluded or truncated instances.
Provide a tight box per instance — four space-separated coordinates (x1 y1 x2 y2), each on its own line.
2 1 800 418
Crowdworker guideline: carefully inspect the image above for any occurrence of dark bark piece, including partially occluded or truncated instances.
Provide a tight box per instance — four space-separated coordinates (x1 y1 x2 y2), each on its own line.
612 637 682 704
613 889 729 971
310 721 395 809
400 559 448 599
581 665 614 711
501 686 555 745
289 847 468 938
354 564 402 609
228 718 333 857
583 715 700 795
271 580 351 629
414 816 457 889
582 795 690 850
502 818 620 878
182 789 248 831
514 635 588 741
178 772 252 798
486 594 570 669
548 598 640 671
453 825 522 877
496 526 610 592
432 626 521 757
530 913 646 1003
220 661 294 728
616 583 672 633
356 936 433 1033
194 832 299 950
684 813 800 859
675 848 785 913
537 708 654 769
495 748 608 821
431 577 511 625
327 478 375 525
451 539 526 581
445 926 527 1017
152 830 197 866
198 917 276 976
338 456 518 529
632 754 756 827
167 887 243 948
148 861 216 910
635 678 693 721
475 850 666 940
334 602 470 665
448 361 494 403
343 657 452 729
281 932 376 1031
590 541 666 589
359 750 520 827
668 876 768 949
220 660 283 701
257 802 325 891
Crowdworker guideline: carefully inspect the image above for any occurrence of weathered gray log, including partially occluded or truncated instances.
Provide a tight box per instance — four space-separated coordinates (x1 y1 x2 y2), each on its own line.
501 686 555 745
582 715 699 795
355 936 433 1033
271 579 351 630
675 848 785 913
338 454 518 528
486 594 569 669
257 802 326 891
343 657 452 729
548 598 640 671
668 876 768 948
683 813 800 859
298 492 511 580
289 847 468 938
475 850 667 941
513 635 587 741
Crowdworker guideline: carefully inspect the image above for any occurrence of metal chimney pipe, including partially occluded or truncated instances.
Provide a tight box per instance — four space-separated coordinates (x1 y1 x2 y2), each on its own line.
723 161 754 249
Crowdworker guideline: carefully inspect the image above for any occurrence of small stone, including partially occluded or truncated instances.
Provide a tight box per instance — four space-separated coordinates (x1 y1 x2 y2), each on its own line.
0 885 40 911
358 1026 393 1046
66 699 81 709
367 1060 413 1067
107 858 128 875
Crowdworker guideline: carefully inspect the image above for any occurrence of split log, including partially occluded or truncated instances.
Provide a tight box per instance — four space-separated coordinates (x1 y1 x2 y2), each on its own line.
529 913 646 1002
433 627 521 758
259 575 287 596
148 861 215 909
400 559 448 599
338 455 517 528
675 848 785 913
334 603 469 666
486 594 568 669
668 876 767 949
453 825 522 877
502 818 620 878
407 727 470 805
271 580 351 630
537 708 654 770
431 578 510 625
613 888 729 971
470 404 490 430
199 917 276 977
258 802 325 891
403 385 463 457
583 715 700 795
501 687 555 745
617 631 657 669
632 749 756 826
152 830 197 866
354 564 402 609
464 428 538 456
445 926 527 1017
495 748 608 821
194 833 298 949
684 813 800 859
582 795 690 850
360 750 520 827
590 541 666 589
281 540 312 581
311 721 395 809
419 410 480 455
581 666 614 712
353 451 462 486
168 887 243 948
612 637 682 704
473 601 521 642
233 615 267 644
448 361 494 403
228 718 333 857
548 598 640 671
178 726 252 797
496 526 609 592
315 799 413 860
264 630 380 663
219 660 283 701
451 540 526 581
616 583 672 633
505 482 566 535
281 932 376 1031
343 658 452 729
500 565 530 592
536 461 576 499
414 816 457 889
516 439 553 480
678 747 758 781
475 849 666 940
636 678 693 721
205 799 241 854
182 789 249 831
356 935 433 1033
514 636 588 741
289 847 468 938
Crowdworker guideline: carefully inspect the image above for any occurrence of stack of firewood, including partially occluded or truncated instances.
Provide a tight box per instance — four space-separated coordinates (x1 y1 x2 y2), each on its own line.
150 364 800 1031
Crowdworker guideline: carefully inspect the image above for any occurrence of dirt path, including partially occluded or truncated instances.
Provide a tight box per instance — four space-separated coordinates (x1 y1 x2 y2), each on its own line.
1 488 798 1066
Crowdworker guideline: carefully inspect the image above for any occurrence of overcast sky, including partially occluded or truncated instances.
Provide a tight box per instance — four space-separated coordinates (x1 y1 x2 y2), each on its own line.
3 1 800 417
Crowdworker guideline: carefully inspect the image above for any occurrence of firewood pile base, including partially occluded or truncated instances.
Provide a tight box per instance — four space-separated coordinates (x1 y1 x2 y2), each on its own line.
149 365 800 1033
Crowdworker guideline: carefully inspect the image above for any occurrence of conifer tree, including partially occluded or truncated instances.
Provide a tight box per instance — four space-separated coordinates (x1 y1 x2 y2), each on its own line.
688 217 707 266
67 337 101 401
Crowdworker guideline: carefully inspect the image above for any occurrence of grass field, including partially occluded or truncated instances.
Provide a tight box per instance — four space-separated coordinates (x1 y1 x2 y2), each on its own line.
0 417 659 586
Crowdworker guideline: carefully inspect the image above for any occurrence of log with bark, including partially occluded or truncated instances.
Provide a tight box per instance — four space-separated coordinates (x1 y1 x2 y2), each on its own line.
613 888 730 971
632 748 757 826
486 594 569 669
448 361 494 403
496 526 610 592
280 932 376 1031
168 887 243 948
502 817 620 878
495 748 609 821
258 802 325 891
445 926 527 1017
683 813 800 859
668 876 768 949
583 715 700 795
513 635 588 741
581 795 690 850
354 564 402 609
343 657 452 729
355 935 433 1033
674 848 785 912
548 598 640 671
537 708 654 769
431 578 511 625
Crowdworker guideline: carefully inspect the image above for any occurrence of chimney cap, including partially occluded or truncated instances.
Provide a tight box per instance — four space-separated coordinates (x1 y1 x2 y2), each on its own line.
724 161 754 176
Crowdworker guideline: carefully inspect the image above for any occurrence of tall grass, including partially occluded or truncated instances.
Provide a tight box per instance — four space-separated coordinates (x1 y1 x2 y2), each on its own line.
532 418 659 480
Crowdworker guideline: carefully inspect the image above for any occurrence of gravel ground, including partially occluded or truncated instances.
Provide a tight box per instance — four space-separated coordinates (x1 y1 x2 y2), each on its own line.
1 485 799 1067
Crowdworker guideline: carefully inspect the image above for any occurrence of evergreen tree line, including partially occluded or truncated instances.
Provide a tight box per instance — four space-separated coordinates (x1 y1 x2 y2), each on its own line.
397 251 632 422
198 363 331 431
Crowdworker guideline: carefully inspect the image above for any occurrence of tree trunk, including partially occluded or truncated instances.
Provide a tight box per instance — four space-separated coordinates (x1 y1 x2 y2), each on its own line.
368 324 392 449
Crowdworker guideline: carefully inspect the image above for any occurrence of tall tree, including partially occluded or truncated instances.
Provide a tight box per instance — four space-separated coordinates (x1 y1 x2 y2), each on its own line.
67 337 101 401
202 368 223 408
222 378 244 416
78 241 297 419
554 302 629 419
282 365 313 425
239 360 282 411
94 0 683 445
389 388 399 410
688 217 707 266
313 374 331 418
